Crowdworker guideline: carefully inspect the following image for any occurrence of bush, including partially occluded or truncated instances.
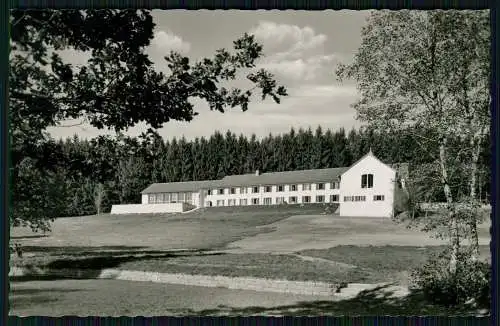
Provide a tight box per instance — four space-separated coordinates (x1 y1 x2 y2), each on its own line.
410 248 490 308
323 203 339 215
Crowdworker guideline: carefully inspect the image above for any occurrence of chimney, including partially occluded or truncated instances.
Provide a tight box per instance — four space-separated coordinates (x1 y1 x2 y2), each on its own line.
255 170 260 176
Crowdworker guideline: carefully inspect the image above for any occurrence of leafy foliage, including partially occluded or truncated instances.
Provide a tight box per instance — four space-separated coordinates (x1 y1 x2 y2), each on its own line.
9 9 287 232
336 9 490 272
410 248 490 309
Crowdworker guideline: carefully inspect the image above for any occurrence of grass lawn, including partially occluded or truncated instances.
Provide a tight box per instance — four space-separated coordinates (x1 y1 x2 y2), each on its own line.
9 279 329 316
298 244 492 274
9 279 488 317
11 204 491 287
115 244 491 285
10 205 328 269
117 252 373 283
10 205 492 317
11 204 327 251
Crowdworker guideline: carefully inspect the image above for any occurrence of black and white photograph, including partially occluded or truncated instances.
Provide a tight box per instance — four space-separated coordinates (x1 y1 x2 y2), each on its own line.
8 9 492 316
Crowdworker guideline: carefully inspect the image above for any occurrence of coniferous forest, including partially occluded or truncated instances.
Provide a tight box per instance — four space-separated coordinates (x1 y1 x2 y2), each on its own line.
13 125 490 219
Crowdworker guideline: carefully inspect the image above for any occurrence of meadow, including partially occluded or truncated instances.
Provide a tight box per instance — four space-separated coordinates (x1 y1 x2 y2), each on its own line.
9 205 492 316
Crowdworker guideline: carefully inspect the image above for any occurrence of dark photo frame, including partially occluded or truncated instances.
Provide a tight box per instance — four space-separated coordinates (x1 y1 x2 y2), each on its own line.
2 1 497 325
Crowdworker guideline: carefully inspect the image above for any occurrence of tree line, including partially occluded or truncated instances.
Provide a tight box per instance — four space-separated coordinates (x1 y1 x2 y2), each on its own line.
13 125 490 222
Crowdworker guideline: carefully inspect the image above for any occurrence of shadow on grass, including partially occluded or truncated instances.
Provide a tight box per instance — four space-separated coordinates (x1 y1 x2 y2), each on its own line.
190 285 489 317
20 245 149 254
11 235 49 240
11 288 82 295
11 247 227 282
9 287 82 310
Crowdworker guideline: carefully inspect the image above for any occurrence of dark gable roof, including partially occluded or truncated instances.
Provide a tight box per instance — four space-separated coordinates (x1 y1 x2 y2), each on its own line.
141 180 220 194
141 167 348 194
221 168 348 187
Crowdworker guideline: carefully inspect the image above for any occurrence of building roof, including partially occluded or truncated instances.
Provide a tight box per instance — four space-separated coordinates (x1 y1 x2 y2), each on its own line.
141 180 219 194
221 167 349 187
141 167 348 194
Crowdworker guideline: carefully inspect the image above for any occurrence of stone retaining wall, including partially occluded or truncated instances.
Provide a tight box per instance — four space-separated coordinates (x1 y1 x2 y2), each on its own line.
99 269 342 296
10 266 409 299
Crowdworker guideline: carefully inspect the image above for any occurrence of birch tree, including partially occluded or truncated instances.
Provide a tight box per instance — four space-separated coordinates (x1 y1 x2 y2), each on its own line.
94 182 105 215
336 10 490 272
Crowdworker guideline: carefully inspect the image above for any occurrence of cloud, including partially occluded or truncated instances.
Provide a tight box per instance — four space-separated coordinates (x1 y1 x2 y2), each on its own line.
249 21 339 84
260 54 338 82
151 30 191 53
250 21 327 57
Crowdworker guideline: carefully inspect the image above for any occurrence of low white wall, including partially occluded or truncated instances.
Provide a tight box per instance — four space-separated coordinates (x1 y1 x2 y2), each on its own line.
111 203 187 214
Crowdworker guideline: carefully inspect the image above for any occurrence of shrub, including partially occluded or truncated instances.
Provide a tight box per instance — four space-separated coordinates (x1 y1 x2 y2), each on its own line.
410 248 490 308
324 203 339 215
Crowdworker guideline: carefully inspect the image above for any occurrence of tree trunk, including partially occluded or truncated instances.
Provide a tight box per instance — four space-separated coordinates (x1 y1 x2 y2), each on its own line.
468 127 487 260
438 138 459 274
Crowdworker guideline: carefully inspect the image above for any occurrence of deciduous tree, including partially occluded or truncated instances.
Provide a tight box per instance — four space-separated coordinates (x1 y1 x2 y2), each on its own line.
336 10 490 271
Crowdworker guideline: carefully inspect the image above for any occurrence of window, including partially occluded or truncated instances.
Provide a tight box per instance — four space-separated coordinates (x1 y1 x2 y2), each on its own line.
178 193 185 201
316 195 325 203
228 199 237 206
148 194 155 203
361 174 374 188
264 198 272 205
239 199 248 206
344 196 352 202
353 196 366 202
252 198 259 205
207 189 212 195
374 195 385 201
265 186 272 192
277 185 284 192
302 183 311 191
290 184 298 191
230 188 237 195
171 193 178 203
218 188 225 195
317 183 325 190
330 182 339 189
276 197 285 204
165 193 172 203
330 194 339 202
252 186 259 193
185 193 192 202
216 200 225 206
289 196 297 204
302 196 311 203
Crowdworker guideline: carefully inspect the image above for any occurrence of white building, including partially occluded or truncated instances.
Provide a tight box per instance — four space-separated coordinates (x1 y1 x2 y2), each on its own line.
113 150 407 218
339 150 399 218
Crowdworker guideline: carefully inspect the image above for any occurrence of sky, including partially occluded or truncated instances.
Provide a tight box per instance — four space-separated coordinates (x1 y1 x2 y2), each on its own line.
47 10 371 141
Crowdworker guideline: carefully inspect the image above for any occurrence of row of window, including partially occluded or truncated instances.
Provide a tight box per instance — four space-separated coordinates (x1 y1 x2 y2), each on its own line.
148 192 193 204
343 195 385 202
208 182 340 196
211 194 340 207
